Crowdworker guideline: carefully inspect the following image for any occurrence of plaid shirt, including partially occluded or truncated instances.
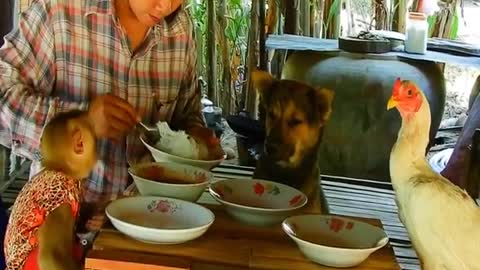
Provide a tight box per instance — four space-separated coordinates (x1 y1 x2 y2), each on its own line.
0 0 204 202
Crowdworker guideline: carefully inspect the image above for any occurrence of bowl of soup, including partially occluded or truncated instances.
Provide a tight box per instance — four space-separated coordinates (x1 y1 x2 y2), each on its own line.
106 196 214 244
209 179 307 226
129 162 213 202
282 214 389 267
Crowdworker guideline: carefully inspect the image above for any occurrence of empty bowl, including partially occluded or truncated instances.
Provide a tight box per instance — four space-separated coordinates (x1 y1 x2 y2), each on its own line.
140 135 224 171
128 162 212 202
106 196 215 244
209 179 307 226
282 214 389 267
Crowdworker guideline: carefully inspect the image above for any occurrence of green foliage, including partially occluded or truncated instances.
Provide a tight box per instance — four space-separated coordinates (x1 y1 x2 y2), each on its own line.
450 12 459 39
186 0 250 67
224 0 250 59
426 11 459 39
186 0 251 112
323 0 341 37
427 15 437 37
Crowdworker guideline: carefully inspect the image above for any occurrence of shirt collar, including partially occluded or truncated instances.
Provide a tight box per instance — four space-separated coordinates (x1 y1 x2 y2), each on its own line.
84 0 114 17
153 9 188 38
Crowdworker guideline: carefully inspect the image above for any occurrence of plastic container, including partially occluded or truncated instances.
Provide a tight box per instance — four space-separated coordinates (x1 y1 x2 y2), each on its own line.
405 12 428 54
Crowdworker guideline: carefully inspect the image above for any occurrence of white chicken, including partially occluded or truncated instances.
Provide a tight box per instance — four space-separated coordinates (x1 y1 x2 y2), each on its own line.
154 122 209 160
387 78 480 270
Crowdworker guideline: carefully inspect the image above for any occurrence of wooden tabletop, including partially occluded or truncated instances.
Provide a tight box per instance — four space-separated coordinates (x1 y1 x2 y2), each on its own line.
86 192 400 270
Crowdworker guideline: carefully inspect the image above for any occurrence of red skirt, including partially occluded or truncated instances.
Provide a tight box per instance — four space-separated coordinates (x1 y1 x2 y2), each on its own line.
22 242 83 270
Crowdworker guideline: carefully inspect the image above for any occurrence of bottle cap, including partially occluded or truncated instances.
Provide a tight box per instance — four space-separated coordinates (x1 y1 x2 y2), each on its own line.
409 12 427 21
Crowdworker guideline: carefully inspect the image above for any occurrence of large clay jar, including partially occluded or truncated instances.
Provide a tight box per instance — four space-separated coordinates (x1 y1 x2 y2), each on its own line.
282 51 446 182
0 0 13 47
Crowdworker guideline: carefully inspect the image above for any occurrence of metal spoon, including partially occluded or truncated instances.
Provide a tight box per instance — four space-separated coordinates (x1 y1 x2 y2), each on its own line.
137 122 160 142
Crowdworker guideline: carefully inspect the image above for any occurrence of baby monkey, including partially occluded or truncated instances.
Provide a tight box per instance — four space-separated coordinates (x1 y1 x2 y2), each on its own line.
5 110 97 270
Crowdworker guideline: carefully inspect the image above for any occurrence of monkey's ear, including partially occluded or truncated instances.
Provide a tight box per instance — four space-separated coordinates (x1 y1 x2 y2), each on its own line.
72 128 84 155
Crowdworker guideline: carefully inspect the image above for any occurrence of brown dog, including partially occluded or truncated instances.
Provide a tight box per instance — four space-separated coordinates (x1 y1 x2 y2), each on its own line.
251 70 334 214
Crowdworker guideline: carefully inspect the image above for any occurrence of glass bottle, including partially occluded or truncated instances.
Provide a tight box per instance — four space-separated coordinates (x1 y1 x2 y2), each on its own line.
405 12 429 54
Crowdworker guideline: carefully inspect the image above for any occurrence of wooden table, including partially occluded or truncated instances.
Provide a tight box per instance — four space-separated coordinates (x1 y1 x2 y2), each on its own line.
85 191 400 270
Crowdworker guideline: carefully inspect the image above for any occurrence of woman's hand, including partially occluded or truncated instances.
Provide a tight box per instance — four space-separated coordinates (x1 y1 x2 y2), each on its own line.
87 94 140 142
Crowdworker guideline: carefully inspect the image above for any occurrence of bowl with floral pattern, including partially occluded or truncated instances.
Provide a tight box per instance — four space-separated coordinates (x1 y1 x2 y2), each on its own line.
129 162 212 202
106 196 215 244
209 179 307 226
282 214 389 267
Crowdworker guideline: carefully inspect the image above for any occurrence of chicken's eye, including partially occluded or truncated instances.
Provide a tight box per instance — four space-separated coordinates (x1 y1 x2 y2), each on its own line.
407 89 412 96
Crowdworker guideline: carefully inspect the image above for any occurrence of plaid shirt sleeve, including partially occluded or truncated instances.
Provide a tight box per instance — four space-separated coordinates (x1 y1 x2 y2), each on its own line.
169 17 205 131
0 1 87 160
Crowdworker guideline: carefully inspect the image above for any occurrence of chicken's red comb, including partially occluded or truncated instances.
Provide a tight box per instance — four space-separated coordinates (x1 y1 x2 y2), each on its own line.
392 78 402 97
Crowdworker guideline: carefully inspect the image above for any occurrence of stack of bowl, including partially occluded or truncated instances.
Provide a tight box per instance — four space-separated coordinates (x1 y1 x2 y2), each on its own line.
105 132 224 245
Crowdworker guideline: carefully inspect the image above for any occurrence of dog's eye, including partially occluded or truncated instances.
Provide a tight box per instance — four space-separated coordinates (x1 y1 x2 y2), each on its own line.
288 118 302 127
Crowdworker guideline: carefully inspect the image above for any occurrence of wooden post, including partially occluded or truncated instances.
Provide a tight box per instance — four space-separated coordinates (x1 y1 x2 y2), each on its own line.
244 0 259 118
373 0 387 30
259 0 267 71
206 0 217 104
323 0 341 39
301 0 311 36
310 1 316 36
284 0 299 34
217 0 231 115
392 0 407 33
318 0 325 37
265 0 278 35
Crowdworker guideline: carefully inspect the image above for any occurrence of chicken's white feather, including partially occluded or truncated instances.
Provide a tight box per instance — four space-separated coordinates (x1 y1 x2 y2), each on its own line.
390 84 480 270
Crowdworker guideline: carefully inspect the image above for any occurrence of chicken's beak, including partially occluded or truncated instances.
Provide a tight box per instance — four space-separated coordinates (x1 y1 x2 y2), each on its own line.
387 98 398 110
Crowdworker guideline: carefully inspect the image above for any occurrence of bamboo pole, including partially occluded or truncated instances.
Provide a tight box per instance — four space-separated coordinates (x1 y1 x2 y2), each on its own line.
206 0 217 104
259 0 267 71
318 0 325 37
323 0 340 38
374 0 387 30
265 0 278 35
301 0 311 36
244 0 259 118
284 0 299 34
217 0 231 115
392 0 407 33
310 1 316 36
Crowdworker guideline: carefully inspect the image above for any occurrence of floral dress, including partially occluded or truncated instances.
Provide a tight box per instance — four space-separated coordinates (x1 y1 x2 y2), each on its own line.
4 170 82 270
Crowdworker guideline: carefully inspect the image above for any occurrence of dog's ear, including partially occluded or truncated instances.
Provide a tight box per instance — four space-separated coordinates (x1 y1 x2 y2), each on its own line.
251 70 275 97
313 88 335 122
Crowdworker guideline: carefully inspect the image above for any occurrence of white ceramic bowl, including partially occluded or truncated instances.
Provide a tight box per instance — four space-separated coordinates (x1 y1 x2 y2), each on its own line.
106 196 215 244
128 162 212 202
282 214 389 268
209 179 307 226
140 135 224 171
